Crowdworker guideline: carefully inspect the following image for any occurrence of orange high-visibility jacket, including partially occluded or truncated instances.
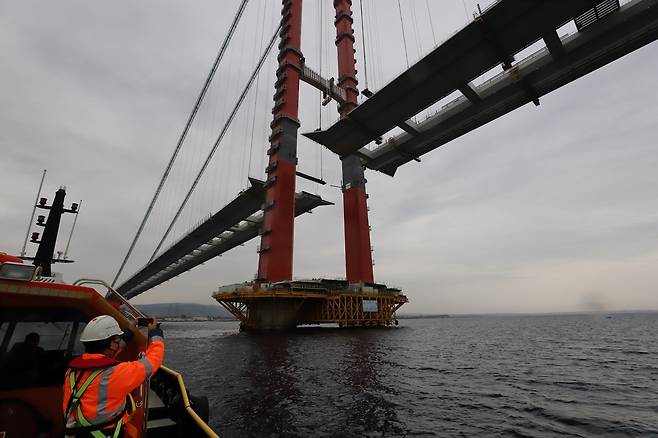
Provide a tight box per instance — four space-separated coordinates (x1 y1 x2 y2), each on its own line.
62 330 164 428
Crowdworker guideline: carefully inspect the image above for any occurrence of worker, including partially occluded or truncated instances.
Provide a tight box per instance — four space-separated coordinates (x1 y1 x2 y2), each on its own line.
6 332 44 388
62 315 164 438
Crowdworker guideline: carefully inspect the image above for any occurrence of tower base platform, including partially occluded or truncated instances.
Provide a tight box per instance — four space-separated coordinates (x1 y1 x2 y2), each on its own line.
212 279 408 330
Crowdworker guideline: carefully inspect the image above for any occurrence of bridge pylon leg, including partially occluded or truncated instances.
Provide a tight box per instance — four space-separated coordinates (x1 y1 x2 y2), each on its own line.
334 0 374 284
256 0 304 284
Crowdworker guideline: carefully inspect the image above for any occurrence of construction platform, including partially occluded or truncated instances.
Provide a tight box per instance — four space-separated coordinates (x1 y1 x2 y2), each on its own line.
212 279 408 330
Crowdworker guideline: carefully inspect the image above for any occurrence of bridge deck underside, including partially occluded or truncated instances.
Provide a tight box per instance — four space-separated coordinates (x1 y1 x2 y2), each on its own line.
117 179 332 298
304 0 602 155
214 290 408 328
364 0 658 176
303 0 658 175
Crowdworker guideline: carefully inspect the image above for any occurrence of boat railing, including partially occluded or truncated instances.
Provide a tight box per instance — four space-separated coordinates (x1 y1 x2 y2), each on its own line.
73 278 146 321
156 365 220 437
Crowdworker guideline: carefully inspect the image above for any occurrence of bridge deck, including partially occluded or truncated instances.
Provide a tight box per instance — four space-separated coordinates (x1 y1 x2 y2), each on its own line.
364 0 658 175
304 0 602 156
117 179 332 298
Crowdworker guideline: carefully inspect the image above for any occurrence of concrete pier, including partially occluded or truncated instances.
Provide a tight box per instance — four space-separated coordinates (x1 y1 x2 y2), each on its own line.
243 298 302 331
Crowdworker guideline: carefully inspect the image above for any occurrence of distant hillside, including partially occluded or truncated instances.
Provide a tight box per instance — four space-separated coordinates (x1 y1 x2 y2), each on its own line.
136 303 234 319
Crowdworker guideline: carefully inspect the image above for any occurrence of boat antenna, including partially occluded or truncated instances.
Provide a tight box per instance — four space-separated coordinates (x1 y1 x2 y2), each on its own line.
20 169 46 257
63 199 82 260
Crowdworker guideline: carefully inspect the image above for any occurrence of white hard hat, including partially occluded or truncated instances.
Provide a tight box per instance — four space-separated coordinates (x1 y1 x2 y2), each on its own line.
80 315 123 342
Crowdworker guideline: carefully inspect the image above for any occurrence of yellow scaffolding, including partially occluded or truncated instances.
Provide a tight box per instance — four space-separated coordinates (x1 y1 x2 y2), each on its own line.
213 287 408 329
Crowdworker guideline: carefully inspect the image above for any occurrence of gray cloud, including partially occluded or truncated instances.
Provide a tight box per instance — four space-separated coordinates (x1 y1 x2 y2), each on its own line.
1 0 657 315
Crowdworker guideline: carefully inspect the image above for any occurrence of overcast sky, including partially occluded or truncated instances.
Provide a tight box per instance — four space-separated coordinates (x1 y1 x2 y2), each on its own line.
1 0 657 314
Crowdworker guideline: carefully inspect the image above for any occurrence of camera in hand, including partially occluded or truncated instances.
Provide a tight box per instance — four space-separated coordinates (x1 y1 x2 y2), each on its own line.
137 317 154 327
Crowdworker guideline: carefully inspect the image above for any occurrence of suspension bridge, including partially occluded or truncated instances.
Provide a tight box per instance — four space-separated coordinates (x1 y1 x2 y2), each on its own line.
107 0 658 330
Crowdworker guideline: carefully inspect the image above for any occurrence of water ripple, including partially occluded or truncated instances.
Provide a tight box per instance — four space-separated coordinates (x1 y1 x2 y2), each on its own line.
163 313 658 437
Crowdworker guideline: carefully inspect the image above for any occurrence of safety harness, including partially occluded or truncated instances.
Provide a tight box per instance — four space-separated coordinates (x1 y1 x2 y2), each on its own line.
64 364 126 438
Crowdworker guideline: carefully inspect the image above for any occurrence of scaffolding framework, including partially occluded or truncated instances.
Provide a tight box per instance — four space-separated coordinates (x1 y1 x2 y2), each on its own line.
213 281 408 329
315 294 406 326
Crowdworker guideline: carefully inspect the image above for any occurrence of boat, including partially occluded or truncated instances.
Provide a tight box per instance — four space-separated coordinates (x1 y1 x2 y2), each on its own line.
0 187 220 437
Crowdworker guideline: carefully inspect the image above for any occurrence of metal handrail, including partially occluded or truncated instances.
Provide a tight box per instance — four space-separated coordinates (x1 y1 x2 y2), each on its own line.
73 278 145 320
159 365 220 438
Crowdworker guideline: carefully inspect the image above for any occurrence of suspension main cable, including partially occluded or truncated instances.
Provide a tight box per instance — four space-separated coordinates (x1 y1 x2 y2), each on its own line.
410 1 422 57
359 0 369 91
319 0 324 179
397 0 410 68
148 25 281 262
319 0 323 127
248 0 268 178
112 0 250 287
462 0 470 21
426 0 437 45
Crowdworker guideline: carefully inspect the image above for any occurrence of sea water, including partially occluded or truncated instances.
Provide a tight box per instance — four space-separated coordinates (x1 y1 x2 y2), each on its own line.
164 313 657 437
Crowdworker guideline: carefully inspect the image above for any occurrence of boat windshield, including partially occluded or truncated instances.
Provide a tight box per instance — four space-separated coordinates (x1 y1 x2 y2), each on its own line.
0 308 87 390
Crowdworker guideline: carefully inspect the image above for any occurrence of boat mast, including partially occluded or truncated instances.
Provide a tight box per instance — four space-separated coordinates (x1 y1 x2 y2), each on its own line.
29 187 79 276
33 187 67 276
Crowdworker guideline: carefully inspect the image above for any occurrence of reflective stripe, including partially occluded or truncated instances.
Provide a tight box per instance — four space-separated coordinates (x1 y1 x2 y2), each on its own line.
94 401 126 424
96 366 115 416
65 367 124 437
113 421 122 438
76 370 103 397
65 369 103 425
138 357 153 376
65 372 76 423
150 335 164 343
76 403 117 438
66 369 110 438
